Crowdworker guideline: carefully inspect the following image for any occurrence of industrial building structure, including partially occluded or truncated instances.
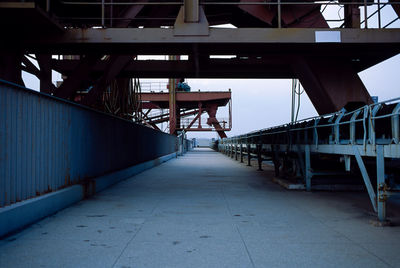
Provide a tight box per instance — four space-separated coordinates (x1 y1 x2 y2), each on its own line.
0 0 400 249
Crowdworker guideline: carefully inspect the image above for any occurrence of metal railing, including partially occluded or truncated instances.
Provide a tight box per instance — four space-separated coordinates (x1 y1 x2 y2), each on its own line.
218 97 400 222
227 97 400 149
0 79 177 208
180 116 231 130
177 131 194 155
50 0 400 29
140 81 169 92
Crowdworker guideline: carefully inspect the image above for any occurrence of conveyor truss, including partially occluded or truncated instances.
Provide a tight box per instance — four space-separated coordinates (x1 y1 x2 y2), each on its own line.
219 98 400 222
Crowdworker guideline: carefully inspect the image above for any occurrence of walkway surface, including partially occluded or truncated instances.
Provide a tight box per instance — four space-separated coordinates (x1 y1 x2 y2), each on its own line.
1 148 400 268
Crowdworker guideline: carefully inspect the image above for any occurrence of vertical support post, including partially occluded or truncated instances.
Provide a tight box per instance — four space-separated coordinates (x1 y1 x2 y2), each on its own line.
272 145 280 177
198 102 202 128
278 0 282 28
364 0 368 28
231 143 234 158
46 0 50 12
235 140 238 161
101 0 105 27
305 145 312 191
247 143 251 166
377 0 381 28
376 145 386 222
37 54 53 94
257 144 263 171
168 56 178 135
184 0 199 22
344 155 351 171
240 141 243 163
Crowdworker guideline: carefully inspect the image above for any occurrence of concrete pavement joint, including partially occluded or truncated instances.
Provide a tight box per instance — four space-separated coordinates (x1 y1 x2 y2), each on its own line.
220 187 256 268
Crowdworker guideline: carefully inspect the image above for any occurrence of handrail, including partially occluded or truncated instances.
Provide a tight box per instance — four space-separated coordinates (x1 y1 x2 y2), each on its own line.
53 0 400 29
222 97 400 146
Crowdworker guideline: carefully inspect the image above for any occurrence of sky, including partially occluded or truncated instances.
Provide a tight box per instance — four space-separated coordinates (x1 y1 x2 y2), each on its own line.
21 4 400 140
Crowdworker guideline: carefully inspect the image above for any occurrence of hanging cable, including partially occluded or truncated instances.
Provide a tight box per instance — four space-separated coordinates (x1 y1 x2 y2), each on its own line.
291 79 304 123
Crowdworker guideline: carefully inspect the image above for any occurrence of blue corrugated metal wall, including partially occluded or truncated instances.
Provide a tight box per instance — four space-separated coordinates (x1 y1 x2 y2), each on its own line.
0 80 177 207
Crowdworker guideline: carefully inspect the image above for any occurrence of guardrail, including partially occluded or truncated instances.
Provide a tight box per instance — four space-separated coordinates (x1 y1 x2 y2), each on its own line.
50 0 400 29
0 79 178 208
177 131 193 155
218 98 400 222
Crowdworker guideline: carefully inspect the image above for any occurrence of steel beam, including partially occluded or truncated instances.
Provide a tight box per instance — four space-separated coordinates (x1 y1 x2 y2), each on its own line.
293 57 372 114
389 0 400 17
81 55 132 105
37 54 54 94
54 55 101 99
52 57 295 79
352 146 378 212
10 28 400 53
21 55 40 78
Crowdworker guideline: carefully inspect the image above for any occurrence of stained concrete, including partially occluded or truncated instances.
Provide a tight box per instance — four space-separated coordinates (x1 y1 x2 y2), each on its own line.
1 148 399 268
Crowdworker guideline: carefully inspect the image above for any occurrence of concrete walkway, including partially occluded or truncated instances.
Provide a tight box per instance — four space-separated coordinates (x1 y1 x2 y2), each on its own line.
1 148 399 268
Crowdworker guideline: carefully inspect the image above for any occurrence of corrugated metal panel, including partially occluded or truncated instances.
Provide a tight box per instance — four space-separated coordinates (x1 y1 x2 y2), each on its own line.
0 80 177 207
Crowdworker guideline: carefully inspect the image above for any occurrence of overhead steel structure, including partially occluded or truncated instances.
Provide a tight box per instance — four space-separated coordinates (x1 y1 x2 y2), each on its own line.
0 0 399 115
140 88 232 138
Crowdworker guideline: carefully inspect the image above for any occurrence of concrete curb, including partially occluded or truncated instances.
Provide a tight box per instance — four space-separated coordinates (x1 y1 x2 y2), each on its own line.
0 152 177 238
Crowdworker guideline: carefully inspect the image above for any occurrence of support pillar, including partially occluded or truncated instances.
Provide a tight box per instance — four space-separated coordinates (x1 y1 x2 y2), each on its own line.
234 141 238 161
376 145 387 222
257 144 263 171
240 141 243 163
344 4 361 28
305 145 312 191
272 145 281 177
247 143 251 166
37 54 53 94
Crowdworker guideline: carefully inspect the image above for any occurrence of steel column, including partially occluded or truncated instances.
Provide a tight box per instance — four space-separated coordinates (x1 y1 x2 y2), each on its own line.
305 145 312 191
376 145 386 221
257 144 263 171
234 141 238 161
240 141 243 163
247 143 251 166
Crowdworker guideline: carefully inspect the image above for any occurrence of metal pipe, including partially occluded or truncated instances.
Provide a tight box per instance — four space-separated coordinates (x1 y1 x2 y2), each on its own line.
360 3 387 25
46 0 50 12
184 0 199 23
383 17 399 28
364 0 368 28
377 0 381 28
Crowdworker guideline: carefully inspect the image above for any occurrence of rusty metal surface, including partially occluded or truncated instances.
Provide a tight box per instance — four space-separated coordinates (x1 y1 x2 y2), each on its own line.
0 79 177 208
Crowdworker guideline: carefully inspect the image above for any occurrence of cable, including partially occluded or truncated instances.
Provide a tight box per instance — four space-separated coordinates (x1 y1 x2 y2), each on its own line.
291 79 304 123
